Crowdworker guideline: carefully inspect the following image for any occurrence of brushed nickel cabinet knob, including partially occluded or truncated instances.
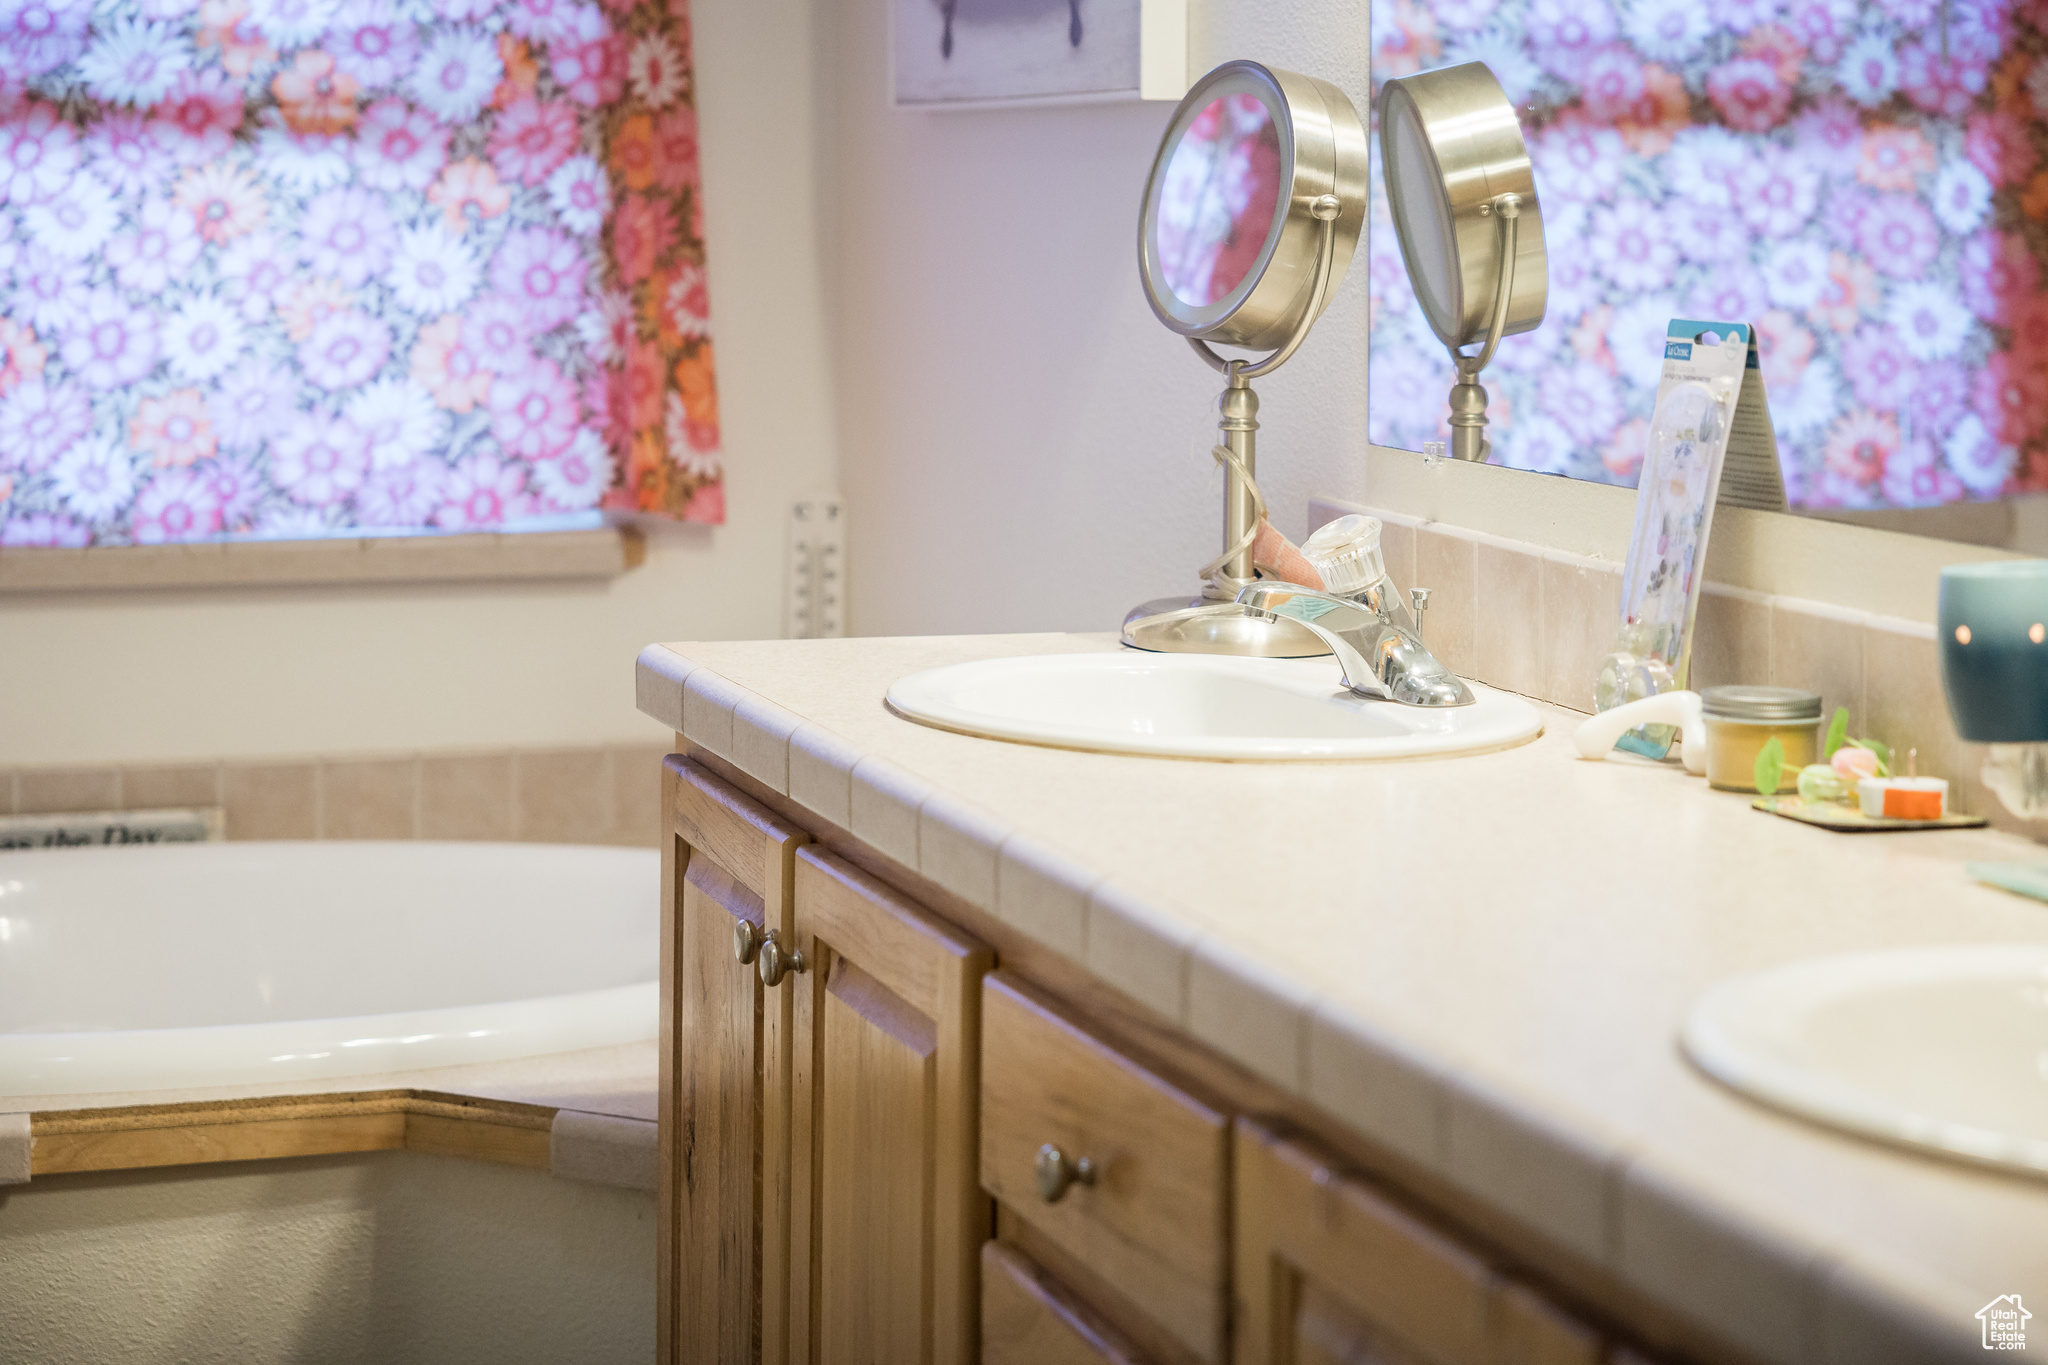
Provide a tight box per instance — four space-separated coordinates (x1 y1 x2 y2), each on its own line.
733 919 761 965
1034 1143 1097 1204
757 932 807 988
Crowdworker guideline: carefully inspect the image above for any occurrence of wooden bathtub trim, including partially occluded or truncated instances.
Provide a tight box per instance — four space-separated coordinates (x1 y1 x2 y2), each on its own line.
26 1088 555 1177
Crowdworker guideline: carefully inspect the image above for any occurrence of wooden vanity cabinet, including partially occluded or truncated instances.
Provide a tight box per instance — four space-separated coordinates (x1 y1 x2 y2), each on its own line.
663 756 1662 1365
784 846 993 1365
1233 1120 1606 1365
660 757 809 1365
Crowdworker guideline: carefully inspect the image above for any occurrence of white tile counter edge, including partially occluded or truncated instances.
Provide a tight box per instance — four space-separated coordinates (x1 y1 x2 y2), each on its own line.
638 641 2010 1365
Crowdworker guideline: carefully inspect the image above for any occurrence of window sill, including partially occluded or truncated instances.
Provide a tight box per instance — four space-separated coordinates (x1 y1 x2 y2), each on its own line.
0 524 646 593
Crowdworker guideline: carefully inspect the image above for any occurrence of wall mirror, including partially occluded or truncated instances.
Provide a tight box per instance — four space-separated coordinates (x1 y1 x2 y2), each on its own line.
1128 60 1368 655
1365 0 2048 552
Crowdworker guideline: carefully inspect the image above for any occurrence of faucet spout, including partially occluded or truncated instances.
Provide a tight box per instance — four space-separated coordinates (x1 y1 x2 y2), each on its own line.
1235 583 1475 707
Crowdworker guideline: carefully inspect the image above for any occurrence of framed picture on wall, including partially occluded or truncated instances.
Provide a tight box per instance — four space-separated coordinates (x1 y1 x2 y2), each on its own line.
893 0 1188 109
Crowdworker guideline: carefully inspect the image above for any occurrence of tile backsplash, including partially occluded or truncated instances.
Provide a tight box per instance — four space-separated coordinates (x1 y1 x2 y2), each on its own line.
1316 498 2038 839
0 744 671 847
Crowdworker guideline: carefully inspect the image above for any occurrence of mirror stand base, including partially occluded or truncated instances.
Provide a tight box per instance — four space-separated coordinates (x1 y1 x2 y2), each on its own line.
1119 596 1331 657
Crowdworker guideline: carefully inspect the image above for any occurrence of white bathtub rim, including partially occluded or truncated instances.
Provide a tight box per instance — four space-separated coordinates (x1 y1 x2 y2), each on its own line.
0 981 658 1098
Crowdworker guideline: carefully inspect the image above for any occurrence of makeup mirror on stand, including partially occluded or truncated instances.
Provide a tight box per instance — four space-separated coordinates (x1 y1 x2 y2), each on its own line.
1379 62 1547 462
1124 60 1368 656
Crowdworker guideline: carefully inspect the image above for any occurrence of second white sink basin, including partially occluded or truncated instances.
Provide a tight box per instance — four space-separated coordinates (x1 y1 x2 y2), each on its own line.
1683 943 2048 1178
885 651 1543 761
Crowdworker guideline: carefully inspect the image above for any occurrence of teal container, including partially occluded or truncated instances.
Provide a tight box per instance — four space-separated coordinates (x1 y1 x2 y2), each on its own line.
1939 561 2048 743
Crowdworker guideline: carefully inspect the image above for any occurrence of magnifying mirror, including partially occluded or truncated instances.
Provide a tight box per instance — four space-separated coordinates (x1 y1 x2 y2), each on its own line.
1125 60 1367 656
1379 62 1546 463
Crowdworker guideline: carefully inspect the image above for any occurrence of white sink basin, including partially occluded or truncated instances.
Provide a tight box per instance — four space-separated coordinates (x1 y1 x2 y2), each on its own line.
1683 944 2048 1178
885 651 1544 761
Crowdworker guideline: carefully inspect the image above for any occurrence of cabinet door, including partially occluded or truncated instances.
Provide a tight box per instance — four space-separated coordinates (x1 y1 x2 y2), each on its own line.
785 848 992 1365
1233 1120 1606 1365
661 757 808 1365
983 1241 1153 1365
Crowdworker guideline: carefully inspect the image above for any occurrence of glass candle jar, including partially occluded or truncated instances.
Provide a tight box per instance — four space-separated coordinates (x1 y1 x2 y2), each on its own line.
1700 686 1822 792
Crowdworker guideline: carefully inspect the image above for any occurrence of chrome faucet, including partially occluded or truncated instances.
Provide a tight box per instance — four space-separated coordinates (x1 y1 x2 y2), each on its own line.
1235 582 1474 707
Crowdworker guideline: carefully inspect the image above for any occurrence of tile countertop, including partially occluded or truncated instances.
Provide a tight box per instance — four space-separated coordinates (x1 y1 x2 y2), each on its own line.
639 632 2048 1365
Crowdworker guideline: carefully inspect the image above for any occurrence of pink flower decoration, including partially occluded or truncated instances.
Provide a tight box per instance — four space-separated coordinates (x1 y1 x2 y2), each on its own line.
60 292 160 390
611 195 676 282
1832 745 1881 780
357 460 446 527
353 98 449 194
435 451 532 528
1897 41 1989 118
1908 360 1971 432
130 468 222 544
1533 111 1626 203
510 0 590 45
1539 362 1620 445
1525 0 1616 81
150 68 243 166
1965 111 2039 190
0 378 87 473
1854 194 1940 278
299 185 398 287
489 228 586 332
551 9 625 106
198 452 264 531
1960 230 2040 322
1706 57 1792 132
490 98 577 187
1578 46 1645 121
489 356 578 460
130 388 217 467
0 99 78 205
0 2 90 83
299 311 392 392
1840 325 1918 409
272 410 371 506
653 106 700 193
331 13 419 88
1881 436 1947 506
1973 353 2048 445
410 314 494 413
1783 0 1853 63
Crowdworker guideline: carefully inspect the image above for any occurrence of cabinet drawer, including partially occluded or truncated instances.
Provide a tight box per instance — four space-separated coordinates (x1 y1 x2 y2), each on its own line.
1235 1119 1607 1365
980 973 1230 1365
983 1241 1152 1365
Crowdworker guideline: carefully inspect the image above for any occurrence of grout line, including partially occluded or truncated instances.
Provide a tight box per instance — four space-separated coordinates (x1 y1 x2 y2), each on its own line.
409 754 423 840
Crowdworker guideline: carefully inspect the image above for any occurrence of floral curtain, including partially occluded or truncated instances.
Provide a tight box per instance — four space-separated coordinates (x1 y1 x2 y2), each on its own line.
0 0 722 550
1368 0 2046 512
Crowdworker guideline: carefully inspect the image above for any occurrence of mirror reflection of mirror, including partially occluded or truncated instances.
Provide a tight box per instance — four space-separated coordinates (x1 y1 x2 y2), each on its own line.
1156 96 1285 307
1365 0 2048 552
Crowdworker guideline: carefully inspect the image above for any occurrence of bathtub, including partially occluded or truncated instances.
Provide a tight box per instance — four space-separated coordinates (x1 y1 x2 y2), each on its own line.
0 841 658 1098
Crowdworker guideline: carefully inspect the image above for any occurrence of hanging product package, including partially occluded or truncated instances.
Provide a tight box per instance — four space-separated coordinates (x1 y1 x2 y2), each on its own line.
1595 319 1787 759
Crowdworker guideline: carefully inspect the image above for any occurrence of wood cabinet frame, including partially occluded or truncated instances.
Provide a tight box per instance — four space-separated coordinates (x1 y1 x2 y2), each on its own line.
660 756 809 1365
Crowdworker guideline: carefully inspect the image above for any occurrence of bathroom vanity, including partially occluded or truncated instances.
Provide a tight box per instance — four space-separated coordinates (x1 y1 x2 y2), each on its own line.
642 632 2048 1365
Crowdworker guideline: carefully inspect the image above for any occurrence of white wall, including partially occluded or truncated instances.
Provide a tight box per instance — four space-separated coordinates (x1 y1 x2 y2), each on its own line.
0 0 840 769
821 0 1378 638
0 1152 654 1365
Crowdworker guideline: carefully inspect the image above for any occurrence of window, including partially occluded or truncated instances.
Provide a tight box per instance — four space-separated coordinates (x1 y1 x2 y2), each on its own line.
0 0 722 549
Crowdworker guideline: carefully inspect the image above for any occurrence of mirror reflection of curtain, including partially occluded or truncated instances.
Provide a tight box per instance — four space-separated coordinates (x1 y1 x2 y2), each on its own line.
1367 0 2044 515
0 0 722 550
